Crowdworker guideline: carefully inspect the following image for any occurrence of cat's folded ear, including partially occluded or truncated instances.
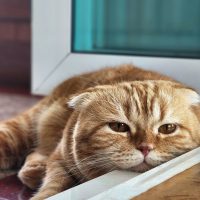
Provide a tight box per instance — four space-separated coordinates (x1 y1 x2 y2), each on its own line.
68 90 95 109
184 88 200 130
180 87 200 106
68 85 110 109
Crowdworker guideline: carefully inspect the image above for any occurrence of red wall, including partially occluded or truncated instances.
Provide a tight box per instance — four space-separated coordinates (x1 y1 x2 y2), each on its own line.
0 0 30 90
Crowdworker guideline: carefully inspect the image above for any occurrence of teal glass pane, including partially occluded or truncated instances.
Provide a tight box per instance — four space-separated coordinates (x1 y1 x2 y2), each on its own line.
72 0 200 58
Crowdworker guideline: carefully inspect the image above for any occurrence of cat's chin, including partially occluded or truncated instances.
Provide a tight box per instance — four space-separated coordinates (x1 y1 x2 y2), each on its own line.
130 162 153 173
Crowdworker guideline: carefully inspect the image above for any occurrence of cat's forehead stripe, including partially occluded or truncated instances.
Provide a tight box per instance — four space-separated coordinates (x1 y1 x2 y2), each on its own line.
132 87 142 115
121 82 167 122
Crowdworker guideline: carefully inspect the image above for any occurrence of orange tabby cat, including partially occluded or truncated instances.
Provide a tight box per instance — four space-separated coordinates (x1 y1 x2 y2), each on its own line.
0 65 199 200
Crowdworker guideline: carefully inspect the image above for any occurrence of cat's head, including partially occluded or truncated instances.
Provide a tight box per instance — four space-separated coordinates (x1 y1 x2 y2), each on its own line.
67 80 200 178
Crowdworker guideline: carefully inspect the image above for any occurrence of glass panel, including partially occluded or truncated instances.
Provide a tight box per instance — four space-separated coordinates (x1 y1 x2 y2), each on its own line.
72 0 200 58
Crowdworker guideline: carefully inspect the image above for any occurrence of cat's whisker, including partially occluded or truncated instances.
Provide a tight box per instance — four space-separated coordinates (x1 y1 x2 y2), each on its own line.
68 157 112 173
75 164 116 185
66 155 114 177
67 151 115 166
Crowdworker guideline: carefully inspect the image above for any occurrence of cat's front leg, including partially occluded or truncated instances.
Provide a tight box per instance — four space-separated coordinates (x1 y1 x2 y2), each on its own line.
30 147 75 200
18 151 47 189
0 115 35 169
31 175 74 200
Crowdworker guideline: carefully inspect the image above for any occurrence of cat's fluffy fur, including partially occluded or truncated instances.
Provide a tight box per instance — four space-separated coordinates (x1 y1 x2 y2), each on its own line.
0 65 200 199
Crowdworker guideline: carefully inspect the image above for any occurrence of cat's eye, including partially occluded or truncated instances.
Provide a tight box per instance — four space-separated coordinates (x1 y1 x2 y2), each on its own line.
158 124 177 134
109 122 130 132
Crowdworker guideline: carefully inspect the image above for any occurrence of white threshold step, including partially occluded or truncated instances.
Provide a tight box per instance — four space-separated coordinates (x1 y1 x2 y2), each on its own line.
47 170 140 200
47 147 200 200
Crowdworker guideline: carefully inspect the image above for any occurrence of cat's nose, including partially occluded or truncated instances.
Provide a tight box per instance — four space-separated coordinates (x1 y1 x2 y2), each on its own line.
137 143 154 157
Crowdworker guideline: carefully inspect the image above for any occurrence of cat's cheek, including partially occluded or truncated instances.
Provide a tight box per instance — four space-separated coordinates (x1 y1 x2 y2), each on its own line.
131 162 152 172
145 151 164 167
111 152 144 169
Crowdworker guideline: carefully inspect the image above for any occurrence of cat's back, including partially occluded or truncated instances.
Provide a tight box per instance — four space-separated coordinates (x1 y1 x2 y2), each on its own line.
51 64 173 100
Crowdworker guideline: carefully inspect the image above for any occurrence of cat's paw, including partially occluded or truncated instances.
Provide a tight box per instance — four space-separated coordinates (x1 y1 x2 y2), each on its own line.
18 161 46 189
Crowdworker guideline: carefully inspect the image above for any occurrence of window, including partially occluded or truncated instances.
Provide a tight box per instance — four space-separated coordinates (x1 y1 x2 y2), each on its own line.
73 0 200 58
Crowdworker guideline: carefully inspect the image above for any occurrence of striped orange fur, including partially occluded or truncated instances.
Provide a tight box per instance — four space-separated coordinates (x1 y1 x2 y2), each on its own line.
0 65 199 200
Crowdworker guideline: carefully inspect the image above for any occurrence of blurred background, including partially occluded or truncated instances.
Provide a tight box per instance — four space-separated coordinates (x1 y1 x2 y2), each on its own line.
1 0 200 94
0 2 39 198
0 0 30 93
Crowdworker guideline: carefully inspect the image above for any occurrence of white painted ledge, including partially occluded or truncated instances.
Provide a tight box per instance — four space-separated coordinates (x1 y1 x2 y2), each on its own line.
47 170 140 200
47 147 200 200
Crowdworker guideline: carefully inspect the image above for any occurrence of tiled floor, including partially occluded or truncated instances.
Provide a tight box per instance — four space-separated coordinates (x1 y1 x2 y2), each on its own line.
0 175 33 200
0 92 41 121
